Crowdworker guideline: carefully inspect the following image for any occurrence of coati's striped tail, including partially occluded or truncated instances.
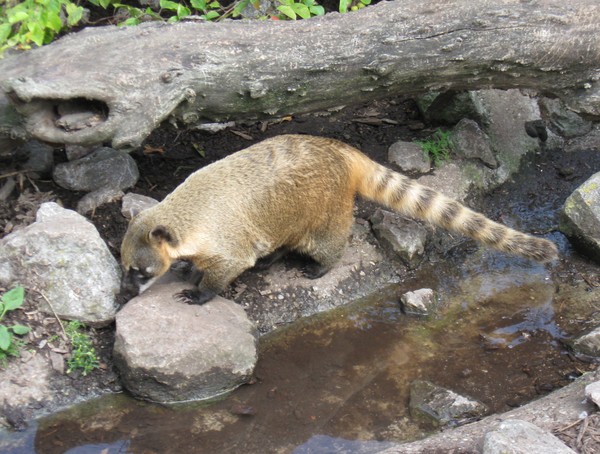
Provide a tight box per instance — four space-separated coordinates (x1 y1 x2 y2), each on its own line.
351 152 558 263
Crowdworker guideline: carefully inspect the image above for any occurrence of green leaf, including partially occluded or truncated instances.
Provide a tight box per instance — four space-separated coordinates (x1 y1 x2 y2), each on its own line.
160 0 181 11
209 1 221 8
176 4 191 18
309 5 324 15
100 0 114 8
191 0 207 10
11 324 30 336
0 325 11 351
204 11 220 20
1 287 24 311
29 23 45 46
291 3 310 19
0 24 11 44
45 10 63 32
339 0 349 13
66 4 84 26
233 0 250 16
277 5 296 19
8 11 29 24
120 17 141 26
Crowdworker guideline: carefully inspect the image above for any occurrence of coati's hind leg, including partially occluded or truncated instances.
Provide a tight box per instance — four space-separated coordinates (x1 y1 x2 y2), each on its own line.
298 231 349 280
253 247 290 271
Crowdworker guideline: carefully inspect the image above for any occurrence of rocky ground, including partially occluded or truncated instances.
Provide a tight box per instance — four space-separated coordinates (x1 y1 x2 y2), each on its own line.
1 91 600 452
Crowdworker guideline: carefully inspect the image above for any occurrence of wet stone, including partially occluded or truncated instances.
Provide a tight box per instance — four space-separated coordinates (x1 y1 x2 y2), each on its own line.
400 288 436 315
409 379 488 427
114 281 258 403
483 419 576 454
585 381 600 408
572 326 600 357
370 209 428 269
560 171 600 263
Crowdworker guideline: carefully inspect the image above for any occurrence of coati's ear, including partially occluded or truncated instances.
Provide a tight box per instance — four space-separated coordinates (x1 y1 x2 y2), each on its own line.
149 225 176 245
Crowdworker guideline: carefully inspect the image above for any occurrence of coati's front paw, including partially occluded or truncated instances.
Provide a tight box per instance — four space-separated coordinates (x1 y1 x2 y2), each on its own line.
175 288 216 305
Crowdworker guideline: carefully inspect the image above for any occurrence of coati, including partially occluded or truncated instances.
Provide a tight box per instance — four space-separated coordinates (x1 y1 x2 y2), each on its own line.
121 134 558 305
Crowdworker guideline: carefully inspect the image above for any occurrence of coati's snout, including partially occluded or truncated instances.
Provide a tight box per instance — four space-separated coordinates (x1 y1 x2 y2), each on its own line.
120 216 176 301
120 267 156 301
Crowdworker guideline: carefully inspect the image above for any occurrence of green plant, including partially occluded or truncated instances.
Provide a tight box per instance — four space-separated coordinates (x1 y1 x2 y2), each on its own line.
339 0 370 13
0 286 31 366
416 129 453 167
65 320 100 376
1 0 84 54
276 0 324 20
1 0 371 56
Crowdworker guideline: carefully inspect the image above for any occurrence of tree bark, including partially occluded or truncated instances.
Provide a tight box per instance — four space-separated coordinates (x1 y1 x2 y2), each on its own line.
0 0 599 149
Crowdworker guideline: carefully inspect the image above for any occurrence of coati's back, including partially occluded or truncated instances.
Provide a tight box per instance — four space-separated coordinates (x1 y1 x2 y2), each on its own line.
121 134 557 304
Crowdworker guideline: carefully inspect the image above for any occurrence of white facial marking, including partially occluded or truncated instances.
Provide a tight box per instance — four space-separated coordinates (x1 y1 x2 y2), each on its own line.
139 276 159 294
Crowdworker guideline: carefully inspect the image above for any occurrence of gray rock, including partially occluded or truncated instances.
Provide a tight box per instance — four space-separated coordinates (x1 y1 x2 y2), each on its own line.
114 281 258 403
53 147 139 192
417 162 472 202
400 288 436 315
409 379 488 427
572 326 600 357
560 172 600 262
121 193 159 219
370 209 428 269
585 381 600 408
483 419 576 454
565 123 600 153
0 202 120 326
473 89 541 177
388 141 431 174
65 144 97 161
416 91 484 125
540 97 593 138
76 187 124 214
19 140 54 177
452 118 498 168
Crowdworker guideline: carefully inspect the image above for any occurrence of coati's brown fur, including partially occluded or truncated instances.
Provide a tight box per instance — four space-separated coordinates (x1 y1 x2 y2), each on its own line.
121 134 558 304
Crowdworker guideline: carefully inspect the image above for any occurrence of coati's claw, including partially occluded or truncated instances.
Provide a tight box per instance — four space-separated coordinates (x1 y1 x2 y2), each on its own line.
175 288 215 305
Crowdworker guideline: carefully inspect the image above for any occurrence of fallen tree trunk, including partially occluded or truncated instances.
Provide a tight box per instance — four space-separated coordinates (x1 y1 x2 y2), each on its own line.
0 0 599 149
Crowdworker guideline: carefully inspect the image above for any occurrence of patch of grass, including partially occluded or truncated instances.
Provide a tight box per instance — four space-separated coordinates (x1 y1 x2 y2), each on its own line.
415 129 453 167
65 320 99 376
0 286 31 367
